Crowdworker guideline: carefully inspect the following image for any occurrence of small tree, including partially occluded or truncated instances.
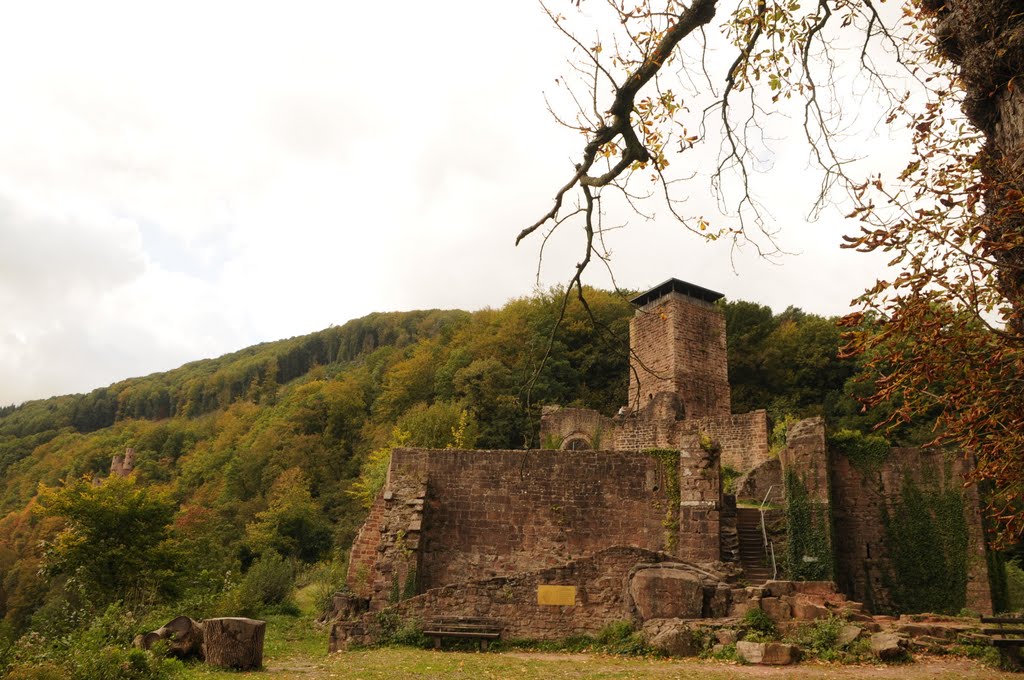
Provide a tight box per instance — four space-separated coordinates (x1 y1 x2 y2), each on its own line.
245 468 331 563
36 475 181 608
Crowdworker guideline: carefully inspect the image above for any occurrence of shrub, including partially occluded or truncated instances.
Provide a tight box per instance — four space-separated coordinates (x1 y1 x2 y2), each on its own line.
4 605 180 680
593 621 654 656
1007 559 1024 612
787 615 844 660
952 642 1005 670
4 662 66 680
221 553 296 617
375 611 428 648
741 608 777 642
68 645 179 680
721 466 742 495
302 559 349 620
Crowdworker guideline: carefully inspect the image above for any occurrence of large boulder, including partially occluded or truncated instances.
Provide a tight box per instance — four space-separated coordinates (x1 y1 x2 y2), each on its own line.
628 566 706 620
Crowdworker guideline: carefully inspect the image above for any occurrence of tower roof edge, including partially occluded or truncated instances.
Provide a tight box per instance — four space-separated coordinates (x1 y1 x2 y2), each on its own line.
630 278 724 307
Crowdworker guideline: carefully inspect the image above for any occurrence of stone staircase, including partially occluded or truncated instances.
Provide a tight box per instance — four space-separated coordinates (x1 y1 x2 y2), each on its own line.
736 507 773 583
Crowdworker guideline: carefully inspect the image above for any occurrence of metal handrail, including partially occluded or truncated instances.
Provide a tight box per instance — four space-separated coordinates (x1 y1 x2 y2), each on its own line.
760 485 778 580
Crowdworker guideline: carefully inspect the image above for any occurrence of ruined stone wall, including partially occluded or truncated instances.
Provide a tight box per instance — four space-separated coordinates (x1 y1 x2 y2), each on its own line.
110 447 136 478
629 292 731 418
538 406 616 450
608 393 687 451
416 448 679 592
689 410 770 472
540 395 769 472
778 418 833 581
779 418 830 504
677 434 722 562
346 489 387 596
345 454 428 607
830 448 992 615
331 547 676 649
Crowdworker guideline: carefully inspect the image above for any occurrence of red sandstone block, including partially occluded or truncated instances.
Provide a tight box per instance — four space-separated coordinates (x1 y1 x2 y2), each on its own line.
791 600 830 621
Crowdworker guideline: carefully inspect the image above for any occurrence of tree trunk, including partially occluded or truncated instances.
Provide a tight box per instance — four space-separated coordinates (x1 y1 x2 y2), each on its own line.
202 617 266 671
933 0 1024 331
134 616 205 659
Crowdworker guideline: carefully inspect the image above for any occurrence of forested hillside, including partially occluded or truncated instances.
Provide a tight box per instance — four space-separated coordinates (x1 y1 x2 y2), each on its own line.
0 288 872 651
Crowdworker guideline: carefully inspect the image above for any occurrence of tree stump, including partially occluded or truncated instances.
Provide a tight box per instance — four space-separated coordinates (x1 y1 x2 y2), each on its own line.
134 616 205 659
202 617 266 670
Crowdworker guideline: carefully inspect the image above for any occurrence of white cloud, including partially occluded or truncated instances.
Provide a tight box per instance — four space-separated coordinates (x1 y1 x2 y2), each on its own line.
0 0 909 405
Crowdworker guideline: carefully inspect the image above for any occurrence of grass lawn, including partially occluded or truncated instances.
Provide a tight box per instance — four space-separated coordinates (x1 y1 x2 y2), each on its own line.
183 645 1019 679
177 614 1016 680
178 585 1015 679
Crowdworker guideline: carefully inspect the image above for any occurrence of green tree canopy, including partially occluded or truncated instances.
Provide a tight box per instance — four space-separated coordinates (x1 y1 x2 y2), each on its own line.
36 475 181 607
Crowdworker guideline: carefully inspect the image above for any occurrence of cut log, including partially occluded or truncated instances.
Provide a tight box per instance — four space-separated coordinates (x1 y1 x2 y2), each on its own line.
202 617 266 670
133 616 205 659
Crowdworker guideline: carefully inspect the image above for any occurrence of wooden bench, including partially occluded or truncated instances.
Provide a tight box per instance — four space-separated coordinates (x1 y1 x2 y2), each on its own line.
423 617 502 651
981 615 1024 669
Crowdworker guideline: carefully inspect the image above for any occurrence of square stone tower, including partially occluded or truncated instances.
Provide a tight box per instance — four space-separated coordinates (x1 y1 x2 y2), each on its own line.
628 278 731 418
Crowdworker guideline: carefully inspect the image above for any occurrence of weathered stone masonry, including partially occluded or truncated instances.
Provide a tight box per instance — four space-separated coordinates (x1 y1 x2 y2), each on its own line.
830 447 992 615
340 276 995 645
347 445 723 601
629 284 731 418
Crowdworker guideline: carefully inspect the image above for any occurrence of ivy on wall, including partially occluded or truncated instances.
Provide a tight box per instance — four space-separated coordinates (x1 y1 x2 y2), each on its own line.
883 478 968 614
826 439 982 616
784 469 833 581
644 449 680 554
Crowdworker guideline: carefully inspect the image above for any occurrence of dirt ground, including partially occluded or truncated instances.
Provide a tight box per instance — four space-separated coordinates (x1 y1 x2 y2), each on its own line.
247 650 1019 680
500 653 1011 678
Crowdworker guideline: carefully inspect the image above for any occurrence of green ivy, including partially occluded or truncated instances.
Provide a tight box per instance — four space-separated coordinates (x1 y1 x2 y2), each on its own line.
402 563 418 601
784 470 833 580
883 478 968 614
770 414 797 454
644 449 680 554
986 550 1009 614
828 428 889 473
721 465 742 495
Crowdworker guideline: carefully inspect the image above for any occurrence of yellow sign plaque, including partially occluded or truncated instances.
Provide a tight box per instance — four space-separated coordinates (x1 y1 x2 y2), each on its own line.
537 585 576 606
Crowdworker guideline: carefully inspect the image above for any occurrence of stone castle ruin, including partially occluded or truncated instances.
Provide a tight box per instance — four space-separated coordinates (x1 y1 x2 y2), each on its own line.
330 279 995 651
110 447 136 478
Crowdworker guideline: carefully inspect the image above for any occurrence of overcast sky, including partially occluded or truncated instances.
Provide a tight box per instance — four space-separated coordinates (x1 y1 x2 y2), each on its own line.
0 1 904 406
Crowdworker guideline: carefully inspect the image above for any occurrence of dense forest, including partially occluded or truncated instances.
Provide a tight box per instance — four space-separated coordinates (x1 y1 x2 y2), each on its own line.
0 287 910 674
